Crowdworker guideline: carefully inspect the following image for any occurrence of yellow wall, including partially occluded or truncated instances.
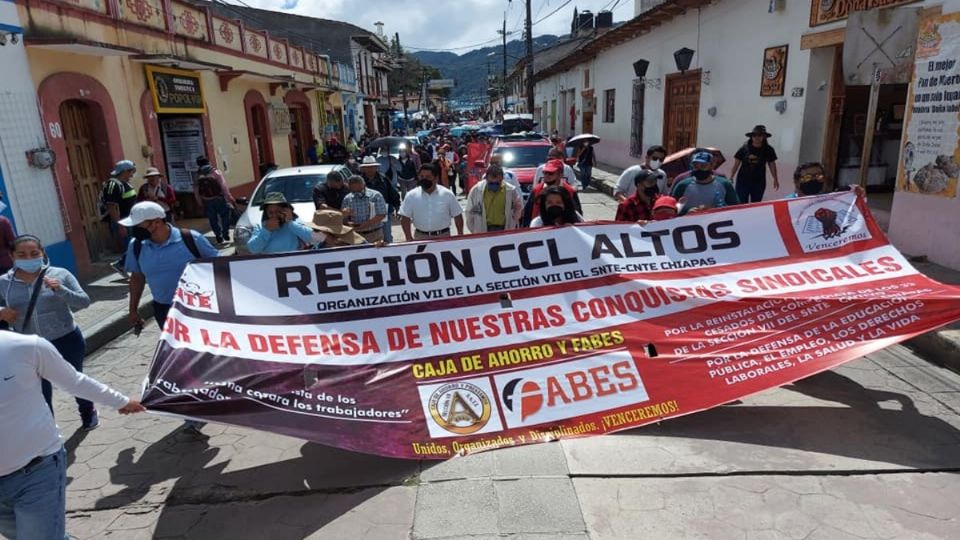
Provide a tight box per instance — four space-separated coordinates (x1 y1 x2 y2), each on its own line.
21 2 337 190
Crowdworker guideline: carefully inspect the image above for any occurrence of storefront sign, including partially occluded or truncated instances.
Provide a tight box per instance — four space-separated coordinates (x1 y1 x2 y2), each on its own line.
897 12 960 198
140 193 960 459
760 45 788 97
810 0 921 27
146 65 206 114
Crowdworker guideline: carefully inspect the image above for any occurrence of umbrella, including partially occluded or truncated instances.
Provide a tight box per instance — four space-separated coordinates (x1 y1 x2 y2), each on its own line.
661 147 726 179
566 133 601 146
367 136 408 150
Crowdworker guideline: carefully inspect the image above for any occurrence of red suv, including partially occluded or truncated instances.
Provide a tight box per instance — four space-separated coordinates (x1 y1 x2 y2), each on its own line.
481 136 552 200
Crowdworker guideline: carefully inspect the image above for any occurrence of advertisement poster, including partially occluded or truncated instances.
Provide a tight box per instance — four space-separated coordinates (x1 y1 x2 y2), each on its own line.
160 117 205 193
140 193 960 459
897 12 960 198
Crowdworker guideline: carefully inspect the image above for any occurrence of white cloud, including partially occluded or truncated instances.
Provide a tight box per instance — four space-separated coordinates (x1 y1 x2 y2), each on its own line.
224 0 634 54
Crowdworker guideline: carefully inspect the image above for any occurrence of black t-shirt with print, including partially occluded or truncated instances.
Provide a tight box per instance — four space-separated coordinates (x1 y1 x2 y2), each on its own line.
734 143 777 185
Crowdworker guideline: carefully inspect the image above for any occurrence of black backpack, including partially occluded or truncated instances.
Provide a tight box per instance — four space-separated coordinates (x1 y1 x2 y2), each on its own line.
133 228 201 265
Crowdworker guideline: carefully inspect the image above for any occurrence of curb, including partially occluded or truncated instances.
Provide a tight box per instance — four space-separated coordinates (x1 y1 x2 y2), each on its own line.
82 293 155 356
588 167 960 372
905 329 960 373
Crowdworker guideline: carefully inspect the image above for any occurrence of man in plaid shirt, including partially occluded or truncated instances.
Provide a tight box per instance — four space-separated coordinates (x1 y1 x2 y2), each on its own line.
341 175 388 244
615 169 661 222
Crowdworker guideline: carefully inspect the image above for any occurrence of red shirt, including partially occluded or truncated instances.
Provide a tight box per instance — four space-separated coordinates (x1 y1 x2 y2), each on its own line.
615 195 656 222
0 216 15 272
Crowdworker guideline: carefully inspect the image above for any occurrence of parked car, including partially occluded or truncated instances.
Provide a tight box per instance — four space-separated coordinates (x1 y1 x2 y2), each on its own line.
472 137 553 199
233 164 349 254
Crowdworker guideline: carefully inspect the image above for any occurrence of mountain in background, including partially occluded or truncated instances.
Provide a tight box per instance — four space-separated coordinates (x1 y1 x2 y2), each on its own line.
412 35 562 102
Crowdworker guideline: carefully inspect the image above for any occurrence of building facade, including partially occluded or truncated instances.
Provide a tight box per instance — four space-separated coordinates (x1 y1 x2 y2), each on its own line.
16 0 363 277
531 0 960 270
0 0 75 272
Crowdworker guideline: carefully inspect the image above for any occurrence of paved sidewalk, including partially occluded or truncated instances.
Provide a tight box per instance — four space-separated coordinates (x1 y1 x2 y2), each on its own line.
50 326 960 539
588 164 960 373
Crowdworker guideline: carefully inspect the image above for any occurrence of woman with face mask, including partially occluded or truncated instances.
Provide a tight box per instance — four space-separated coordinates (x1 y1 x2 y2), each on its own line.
0 235 96 427
530 186 583 227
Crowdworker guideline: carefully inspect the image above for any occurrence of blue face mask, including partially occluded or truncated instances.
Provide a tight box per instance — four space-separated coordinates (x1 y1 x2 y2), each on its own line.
487 182 501 192
14 257 44 273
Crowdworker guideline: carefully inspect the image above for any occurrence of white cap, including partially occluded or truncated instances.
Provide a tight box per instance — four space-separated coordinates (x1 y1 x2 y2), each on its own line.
119 201 166 227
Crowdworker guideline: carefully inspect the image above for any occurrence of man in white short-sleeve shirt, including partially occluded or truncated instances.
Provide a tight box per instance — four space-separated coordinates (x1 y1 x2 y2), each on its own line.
615 145 668 201
399 162 464 241
0 332 145 539
533 147 580 190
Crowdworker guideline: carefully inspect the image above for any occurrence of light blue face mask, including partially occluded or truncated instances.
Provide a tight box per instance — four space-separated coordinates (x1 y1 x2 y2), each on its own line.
14 257 44 273
487 182 501 192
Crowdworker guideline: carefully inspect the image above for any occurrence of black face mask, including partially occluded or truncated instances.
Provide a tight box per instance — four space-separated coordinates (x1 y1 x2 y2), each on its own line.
132 226 152 241
418 178 434 190
642 186 659 198
692 170 712 181
799 181 825 196
545 206 564 221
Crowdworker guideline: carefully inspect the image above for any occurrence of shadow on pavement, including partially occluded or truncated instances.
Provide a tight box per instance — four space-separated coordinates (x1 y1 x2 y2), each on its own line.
617 370 960 469
95 426 427 539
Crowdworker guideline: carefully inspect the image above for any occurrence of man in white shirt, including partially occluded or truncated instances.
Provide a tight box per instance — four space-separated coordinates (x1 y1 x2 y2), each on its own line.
0 332 144 539
614 145 668 201
399 162 464 241
533 148 581 190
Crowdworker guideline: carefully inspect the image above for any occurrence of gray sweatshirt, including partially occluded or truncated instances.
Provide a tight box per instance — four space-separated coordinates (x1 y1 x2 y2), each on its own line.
0 266 90 340
0 332 128 476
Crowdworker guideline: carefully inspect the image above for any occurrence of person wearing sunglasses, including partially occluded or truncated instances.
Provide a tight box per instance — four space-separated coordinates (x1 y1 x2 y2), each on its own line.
787 162 864 199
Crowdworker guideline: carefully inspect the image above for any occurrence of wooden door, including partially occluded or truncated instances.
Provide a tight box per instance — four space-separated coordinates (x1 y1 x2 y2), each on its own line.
663 70 702 153
60 100 108 260
582 112 594 135
289 106 308 166
250 104 272 174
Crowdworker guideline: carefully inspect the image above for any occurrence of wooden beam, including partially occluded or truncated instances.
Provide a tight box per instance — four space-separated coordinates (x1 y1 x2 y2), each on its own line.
800 27 844 50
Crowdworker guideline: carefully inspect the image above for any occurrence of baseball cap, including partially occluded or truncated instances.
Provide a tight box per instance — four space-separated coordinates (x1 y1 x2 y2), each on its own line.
119 202 166 227
691 151 714 165
111 160 136 176
652 196 679 213
542 159 564 174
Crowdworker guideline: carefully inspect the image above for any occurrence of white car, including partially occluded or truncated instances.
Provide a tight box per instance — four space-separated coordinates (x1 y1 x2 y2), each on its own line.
233 164 350 254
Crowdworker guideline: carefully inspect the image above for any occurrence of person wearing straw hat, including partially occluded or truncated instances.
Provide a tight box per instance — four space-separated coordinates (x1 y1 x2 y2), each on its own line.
307 209 367 249
730 125 780 203
247 193 314 254
137 167 177 222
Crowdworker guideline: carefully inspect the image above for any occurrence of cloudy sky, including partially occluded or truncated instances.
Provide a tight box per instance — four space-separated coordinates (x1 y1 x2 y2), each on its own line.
229 0 635 53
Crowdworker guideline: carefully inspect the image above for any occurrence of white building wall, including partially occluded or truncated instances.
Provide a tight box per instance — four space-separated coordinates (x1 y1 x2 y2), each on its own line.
535 0 960 269
0 0 70 267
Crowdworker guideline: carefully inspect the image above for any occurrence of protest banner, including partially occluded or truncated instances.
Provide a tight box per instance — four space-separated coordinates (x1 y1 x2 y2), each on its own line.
141 192 960 459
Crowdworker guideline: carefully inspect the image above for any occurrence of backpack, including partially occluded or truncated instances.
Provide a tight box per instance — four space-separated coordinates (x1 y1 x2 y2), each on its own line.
133 228 201 265
198 175 223 198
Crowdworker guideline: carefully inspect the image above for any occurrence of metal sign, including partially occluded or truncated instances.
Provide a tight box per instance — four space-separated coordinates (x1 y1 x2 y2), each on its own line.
427 79 455 89
145 65 206 114
810 0 921 27
843 8 921 85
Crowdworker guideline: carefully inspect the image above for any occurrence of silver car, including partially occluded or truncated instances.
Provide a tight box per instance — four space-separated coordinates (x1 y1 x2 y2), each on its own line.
233 164 350 254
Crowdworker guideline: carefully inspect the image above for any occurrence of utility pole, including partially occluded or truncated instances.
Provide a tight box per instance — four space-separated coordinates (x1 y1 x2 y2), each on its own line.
501 15 507 114
525 0 534 115
395 32 409 133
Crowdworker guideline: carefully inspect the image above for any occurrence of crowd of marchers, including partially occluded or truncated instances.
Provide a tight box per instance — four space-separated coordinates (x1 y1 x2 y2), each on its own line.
0 122 864 539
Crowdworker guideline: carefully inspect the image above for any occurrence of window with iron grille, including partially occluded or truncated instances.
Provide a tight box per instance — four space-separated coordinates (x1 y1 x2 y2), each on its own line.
603 89 615 123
